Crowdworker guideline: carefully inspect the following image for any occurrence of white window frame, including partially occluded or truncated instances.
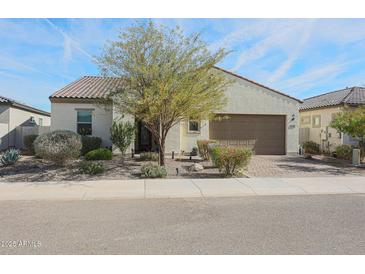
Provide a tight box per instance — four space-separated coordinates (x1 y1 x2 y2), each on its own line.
39 117 43 126
76 109 93 135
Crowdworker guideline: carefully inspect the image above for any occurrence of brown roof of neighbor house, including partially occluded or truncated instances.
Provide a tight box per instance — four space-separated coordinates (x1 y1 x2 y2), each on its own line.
300 86 365 111
50 76 124 100
50 67 302 103
0 95 50 116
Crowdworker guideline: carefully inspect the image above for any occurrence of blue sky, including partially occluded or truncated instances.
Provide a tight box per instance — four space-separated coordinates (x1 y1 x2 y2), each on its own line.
1 18 365 112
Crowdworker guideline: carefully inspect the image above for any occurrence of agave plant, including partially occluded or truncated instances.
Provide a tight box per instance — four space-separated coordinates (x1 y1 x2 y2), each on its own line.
1 148 20 166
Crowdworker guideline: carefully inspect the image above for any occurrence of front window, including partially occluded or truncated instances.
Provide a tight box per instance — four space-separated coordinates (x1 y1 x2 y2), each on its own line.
312 115 321 128
77 110 92 135
39 118 43 126
188 120 200 132
300 116 310 125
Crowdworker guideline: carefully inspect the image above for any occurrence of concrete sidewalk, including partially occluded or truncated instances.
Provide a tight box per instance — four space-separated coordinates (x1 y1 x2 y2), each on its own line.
0 176 364 201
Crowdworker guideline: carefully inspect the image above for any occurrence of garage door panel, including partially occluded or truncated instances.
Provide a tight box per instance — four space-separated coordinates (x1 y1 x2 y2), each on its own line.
210 114 285 155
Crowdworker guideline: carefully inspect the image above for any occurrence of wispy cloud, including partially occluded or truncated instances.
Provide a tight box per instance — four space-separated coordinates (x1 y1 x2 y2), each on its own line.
44 18 93 62
275 61 348 95
231 20 316 72
268 19 317 83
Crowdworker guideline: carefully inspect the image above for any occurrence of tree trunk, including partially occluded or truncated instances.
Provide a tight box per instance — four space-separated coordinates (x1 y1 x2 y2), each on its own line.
159 140 165 166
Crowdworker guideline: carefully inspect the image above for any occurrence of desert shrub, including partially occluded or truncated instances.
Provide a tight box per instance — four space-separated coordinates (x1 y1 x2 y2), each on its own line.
139 151 159 161
81 136 102 155
110 119 135 156
79 161 105 175
197 140 216 160
335 144 353 160
1 148 20 166
302 141 320 155
84 148 112 161
23 134 38 155
211 146 252 176
141 163 167 178
34 130 82 165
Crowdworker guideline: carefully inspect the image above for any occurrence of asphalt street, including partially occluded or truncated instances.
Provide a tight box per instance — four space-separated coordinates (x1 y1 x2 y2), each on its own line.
1 194 365 254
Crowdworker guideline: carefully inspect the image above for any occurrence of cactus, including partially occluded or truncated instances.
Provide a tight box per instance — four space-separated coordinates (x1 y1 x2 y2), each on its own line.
1 149 20 166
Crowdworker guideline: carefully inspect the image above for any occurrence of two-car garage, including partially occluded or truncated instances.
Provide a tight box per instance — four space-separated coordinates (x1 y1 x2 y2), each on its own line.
209 114 286 155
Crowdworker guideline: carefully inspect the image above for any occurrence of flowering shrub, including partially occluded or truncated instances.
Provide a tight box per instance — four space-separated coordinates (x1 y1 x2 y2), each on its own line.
197 140 216 160
34 130 82 165
302 141 320 155
211 146 252 176
335 144 353 160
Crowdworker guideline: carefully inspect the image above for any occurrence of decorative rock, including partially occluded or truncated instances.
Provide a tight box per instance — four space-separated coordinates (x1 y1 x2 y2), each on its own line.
190 163 204 172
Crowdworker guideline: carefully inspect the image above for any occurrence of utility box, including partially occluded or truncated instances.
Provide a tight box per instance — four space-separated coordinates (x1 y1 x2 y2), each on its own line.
352 149 361 166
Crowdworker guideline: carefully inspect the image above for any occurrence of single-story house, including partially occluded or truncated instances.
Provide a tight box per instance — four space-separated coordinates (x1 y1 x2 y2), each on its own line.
50 67 301 155
299 86 365 151
0 95 51 150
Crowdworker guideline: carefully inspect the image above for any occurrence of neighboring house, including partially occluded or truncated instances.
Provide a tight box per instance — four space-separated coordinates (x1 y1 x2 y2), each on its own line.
299 86 365 151
0 96 51 150
50 67 301 155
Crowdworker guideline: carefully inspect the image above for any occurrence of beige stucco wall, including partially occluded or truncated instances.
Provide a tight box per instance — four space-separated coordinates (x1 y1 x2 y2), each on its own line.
0 106 51 149
51 102 113 147
0 106 10 149
177 119 209 153
299 106 358 151
151 72 300 154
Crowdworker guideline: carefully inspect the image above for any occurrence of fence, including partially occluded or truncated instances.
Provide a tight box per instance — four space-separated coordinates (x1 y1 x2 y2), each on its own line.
299 128 310 144
15 125 50 149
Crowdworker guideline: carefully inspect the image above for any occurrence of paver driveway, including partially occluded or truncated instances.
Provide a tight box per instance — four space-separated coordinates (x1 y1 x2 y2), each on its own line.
246 155 365 177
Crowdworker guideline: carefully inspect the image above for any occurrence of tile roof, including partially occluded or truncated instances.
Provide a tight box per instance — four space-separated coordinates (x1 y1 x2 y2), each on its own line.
50 76 124 99
0 95 50 116
300 87 365 111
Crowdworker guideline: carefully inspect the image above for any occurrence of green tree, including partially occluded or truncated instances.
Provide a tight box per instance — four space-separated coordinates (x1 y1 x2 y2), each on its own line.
110 119 135 158
330 106 365 159
96 21 231 166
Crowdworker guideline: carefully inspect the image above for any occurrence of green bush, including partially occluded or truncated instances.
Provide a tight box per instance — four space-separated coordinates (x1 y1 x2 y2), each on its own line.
1 149 20 166
79 162 105 175
81 136 102 155
197 140 216 160
141 163 167 178
34 130 82 165
23 134 38 155
110 119 135 156
139 151 159 161
335 144 353 160
211 146 252 176
84 148 112 161
302 141 320 155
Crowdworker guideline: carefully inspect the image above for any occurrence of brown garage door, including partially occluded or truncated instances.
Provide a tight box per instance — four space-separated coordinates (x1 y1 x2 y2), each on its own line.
210 114 286 155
